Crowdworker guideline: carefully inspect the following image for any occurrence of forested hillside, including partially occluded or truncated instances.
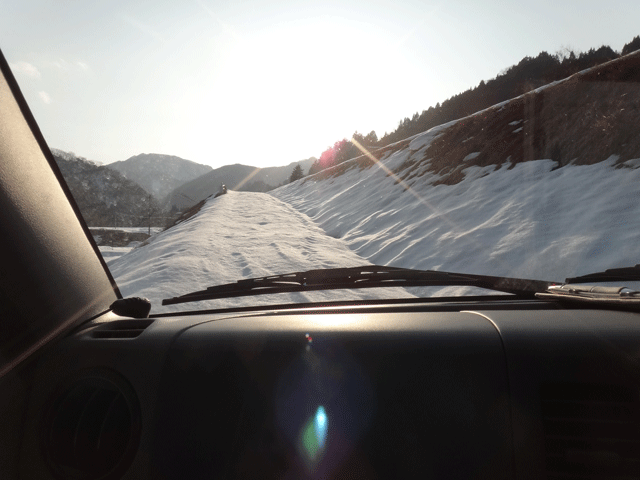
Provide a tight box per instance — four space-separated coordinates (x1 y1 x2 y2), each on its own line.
309 35 640 175
52 150 163 227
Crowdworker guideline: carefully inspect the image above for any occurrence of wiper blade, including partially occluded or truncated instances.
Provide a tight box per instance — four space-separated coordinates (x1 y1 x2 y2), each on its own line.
566 264 640 284
536 284 640 310
162 265 556 306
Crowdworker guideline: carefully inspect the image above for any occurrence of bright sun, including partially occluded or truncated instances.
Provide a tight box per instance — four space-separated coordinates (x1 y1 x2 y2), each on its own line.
185 17 395 167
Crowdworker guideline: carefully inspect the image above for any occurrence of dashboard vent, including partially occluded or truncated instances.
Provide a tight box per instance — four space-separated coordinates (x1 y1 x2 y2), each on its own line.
91 319 154 339
43 371 141 480
541 383 640 479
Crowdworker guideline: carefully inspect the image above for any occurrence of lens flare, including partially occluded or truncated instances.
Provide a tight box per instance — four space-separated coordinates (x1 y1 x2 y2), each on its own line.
315 406 327 448
349 136 514 272
300 406 328 462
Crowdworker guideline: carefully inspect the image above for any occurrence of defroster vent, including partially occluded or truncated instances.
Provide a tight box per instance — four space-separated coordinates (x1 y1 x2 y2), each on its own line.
91 320 154 339
541 382 640 479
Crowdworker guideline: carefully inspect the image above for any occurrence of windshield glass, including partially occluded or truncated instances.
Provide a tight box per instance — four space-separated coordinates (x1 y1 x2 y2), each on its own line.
3 1 640 313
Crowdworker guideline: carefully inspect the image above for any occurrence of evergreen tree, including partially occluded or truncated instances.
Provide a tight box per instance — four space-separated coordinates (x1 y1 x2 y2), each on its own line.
289 164 304 182
622 36 640 56
364 130 378 145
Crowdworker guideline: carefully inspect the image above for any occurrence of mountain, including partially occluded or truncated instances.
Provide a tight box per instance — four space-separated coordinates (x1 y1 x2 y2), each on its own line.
107 153 212 201
52 149 161 227
164 157 315 211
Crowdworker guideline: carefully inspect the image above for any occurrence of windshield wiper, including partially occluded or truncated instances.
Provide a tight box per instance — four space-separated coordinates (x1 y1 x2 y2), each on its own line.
565 264 640 284
536 284 640 310
162 265 556 306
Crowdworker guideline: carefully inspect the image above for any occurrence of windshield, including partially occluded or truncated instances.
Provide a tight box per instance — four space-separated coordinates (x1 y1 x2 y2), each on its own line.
3 1 640 314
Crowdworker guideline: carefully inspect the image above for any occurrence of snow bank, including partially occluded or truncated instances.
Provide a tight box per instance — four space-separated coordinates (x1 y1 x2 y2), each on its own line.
108 191 414 314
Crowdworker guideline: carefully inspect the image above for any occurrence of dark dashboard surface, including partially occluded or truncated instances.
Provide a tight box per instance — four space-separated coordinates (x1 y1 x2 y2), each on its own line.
17 304 640 479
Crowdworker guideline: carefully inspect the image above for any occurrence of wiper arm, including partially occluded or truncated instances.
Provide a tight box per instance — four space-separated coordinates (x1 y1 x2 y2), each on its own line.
162 265 556 306
536 284 640 310
566 264 640 283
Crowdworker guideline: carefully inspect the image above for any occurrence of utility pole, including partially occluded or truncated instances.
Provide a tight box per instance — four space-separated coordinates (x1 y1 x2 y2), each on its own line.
148 194 152 236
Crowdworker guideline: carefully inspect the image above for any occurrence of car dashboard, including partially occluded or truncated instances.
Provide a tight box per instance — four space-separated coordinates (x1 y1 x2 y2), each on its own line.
15 301 640 480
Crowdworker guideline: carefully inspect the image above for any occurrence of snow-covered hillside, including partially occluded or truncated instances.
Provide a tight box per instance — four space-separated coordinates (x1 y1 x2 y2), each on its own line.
109 191 415 314
273 153 640 287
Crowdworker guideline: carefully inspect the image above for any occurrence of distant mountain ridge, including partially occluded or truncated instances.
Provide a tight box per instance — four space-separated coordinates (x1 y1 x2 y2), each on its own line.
52 149 161 227
164 157 315 210
107 153 212 201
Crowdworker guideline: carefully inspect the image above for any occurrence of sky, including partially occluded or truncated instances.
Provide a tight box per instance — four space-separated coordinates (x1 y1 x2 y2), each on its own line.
2 0 640 169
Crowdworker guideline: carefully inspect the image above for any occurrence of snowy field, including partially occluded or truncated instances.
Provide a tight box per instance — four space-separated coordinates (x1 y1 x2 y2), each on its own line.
108 191 415 314
99 246 137 264
94 227 164 264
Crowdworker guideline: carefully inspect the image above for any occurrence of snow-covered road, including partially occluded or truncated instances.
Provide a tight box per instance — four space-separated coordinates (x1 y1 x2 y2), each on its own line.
108 191 414 314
